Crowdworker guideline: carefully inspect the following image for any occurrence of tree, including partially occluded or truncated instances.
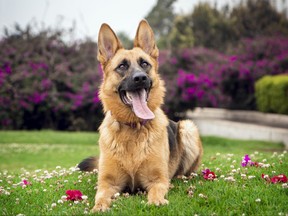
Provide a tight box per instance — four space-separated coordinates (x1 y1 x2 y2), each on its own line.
145 0 176 48
117 31 133 49
169 15 194 49
231 0 288 38
190 2 237 50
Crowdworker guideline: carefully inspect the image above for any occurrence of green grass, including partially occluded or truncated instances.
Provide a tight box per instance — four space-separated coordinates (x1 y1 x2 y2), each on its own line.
0 130 287 215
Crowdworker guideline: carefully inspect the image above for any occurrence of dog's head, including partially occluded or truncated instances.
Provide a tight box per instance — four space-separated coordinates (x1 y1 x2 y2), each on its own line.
97 20 165 123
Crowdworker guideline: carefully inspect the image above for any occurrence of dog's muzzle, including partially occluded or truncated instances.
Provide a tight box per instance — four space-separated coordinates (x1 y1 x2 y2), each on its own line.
118 71 155 120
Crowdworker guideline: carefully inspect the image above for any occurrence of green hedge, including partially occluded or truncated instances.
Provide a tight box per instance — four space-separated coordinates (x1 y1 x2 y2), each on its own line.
255 74 288 114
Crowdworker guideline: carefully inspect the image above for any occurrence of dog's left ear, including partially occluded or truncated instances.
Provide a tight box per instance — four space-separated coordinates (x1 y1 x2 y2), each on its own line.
134 20 159 59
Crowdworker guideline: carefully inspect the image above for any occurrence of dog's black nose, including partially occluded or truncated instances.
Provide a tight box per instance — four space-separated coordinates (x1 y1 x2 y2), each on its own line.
133 71 147 84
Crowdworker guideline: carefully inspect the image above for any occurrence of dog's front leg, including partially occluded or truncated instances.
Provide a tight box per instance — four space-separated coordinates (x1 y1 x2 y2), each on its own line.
140 160 170 206
91 161 127 212
147 180 169 206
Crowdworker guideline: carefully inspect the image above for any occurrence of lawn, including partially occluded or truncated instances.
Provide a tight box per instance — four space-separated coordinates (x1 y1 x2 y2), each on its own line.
0 130 287 216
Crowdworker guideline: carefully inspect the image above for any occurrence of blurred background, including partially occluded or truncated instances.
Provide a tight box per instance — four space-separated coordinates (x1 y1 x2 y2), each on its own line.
0 0 288 131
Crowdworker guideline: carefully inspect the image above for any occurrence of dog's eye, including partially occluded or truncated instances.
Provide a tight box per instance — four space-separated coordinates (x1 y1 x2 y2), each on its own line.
140 61 150 69
118 64 127 70
116 62 129 72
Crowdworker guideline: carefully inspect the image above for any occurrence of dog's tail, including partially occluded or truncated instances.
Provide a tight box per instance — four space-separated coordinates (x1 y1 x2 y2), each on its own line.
77 156 98 172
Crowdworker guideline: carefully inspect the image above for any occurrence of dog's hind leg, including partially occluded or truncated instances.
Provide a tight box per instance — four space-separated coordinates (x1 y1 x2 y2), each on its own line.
178 120 203 175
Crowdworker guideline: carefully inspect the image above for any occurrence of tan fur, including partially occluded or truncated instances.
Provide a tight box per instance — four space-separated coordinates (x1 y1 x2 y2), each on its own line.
90 20 203 212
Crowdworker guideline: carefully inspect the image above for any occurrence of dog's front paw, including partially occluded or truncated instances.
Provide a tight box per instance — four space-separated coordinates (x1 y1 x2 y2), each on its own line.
148 198 169 206
91 201 110 212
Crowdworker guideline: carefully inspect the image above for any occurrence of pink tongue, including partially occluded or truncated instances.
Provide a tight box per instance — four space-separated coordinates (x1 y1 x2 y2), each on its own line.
128 89 155 120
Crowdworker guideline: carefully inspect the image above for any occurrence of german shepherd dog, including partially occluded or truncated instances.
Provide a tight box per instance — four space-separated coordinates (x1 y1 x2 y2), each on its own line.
78 20 203 212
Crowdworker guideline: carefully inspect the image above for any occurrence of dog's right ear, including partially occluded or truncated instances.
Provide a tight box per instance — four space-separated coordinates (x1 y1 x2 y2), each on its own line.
97 24 123 65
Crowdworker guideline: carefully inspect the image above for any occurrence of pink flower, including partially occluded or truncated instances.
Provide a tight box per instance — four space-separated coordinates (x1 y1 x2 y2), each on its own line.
66 190 83 201
19 179 31 187
22 180 31 185
241 154 258 167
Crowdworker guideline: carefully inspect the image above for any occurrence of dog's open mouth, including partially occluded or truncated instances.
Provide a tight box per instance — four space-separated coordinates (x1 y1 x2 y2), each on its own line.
120 88 155 120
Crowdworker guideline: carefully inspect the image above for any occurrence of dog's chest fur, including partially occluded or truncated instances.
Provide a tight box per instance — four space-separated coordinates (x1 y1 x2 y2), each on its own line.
99 111 169 188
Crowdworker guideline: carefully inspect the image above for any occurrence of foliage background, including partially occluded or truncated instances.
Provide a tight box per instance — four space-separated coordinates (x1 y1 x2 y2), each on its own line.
1 0 288 130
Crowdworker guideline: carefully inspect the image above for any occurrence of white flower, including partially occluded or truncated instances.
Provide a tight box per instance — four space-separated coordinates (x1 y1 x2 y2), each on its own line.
82 195 88 200
113 192 120 198
57 200 63 204
74 201 79 204
191 172 198 177
51 203 57 208
248 175 256 179
282 183 288 189
224 176 235 182
198 193 204 198
61 195 67 200
56 166 61 169
255 198 261 202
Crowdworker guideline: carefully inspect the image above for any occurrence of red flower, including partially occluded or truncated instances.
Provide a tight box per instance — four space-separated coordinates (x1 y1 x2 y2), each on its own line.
66 190 83 201
202 169 216 180
262 174 287 184
271 174 287 184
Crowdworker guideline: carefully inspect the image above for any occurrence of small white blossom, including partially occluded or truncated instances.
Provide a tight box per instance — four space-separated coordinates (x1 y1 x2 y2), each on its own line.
255 198 261 202
113 192 120 198
248 175 256 179
51 203 57 208
61 195 67 200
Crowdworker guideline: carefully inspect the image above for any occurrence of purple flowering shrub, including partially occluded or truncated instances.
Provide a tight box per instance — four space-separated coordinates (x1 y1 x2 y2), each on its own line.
220 36 288 109
0 27 103 130
159 36 288 119
1 27 287 129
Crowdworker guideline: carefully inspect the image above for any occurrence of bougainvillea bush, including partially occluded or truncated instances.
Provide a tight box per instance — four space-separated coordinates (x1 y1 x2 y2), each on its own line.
1 26 288 129
0 26 103 130
159 36 288 119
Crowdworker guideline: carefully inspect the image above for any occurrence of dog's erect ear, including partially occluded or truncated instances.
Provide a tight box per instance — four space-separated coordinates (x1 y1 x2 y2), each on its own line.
97 24 123 64
134 20 159 59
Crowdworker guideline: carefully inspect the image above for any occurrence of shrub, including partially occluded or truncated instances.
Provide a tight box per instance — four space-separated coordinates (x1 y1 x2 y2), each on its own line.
0 26 103 130
255 74 288 114
159 36 288 119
